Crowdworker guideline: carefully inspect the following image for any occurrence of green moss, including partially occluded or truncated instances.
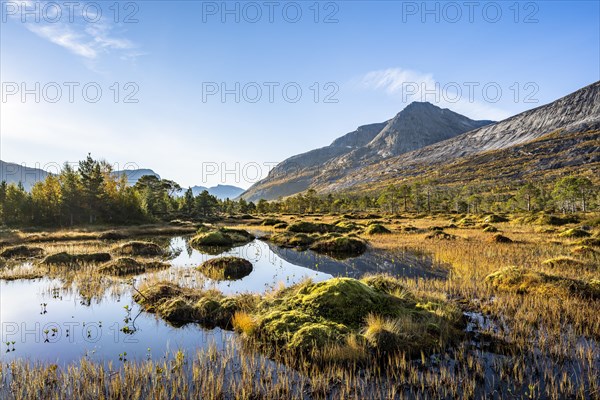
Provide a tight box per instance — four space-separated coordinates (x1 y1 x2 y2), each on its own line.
267 232 316 249
483 225 498 233
42 252 111 265
157 297 197 325
197 257 253 280
573 237 600 247
273 222 288 229
571 245 597 255
114 241 164 257
485 266 600 299
558 228 591 238
483 214 509 223
261 218 284 226
189 227 254 249
287 221 346 234
1 245 45 259
541 256 584 268
309 237 367 258
288 322 347 352
133 281 184 312
364 224 391 235
361 274 409 296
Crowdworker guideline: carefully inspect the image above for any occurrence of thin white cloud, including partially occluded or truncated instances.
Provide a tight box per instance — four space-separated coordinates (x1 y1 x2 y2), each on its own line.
11 1 138 64
360 67 512 120
27 24 97 59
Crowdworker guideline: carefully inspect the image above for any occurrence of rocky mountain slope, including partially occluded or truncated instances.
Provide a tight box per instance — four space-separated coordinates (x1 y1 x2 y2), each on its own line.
243 81 600 200
242 103 492 201
313 81 600 193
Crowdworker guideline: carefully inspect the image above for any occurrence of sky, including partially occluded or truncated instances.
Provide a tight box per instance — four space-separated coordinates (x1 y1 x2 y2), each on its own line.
1 0 599 189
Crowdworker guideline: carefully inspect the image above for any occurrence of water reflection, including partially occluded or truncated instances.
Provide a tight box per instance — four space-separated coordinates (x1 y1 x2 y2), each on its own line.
0 235 445 364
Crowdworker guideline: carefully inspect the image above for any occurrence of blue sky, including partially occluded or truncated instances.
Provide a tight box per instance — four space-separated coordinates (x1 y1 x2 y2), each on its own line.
1 0 599 188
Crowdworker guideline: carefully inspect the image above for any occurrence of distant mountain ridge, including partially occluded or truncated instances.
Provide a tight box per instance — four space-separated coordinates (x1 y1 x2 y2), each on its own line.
179 185 245 200
242 102 493 201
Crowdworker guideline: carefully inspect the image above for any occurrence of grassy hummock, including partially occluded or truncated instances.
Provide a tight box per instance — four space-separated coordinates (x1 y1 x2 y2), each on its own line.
42 252 111 265
133 275 464 361
197 257 253 280
309 236 368 258
113 241 164 257
485 266 600 299
0 245 45 260
364 224 391 235
189 227 255 248
99 257 170 276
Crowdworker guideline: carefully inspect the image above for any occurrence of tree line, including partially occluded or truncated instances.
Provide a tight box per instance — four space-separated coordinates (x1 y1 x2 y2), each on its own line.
257 176 598 215
0 155 252 227
0 155 597 227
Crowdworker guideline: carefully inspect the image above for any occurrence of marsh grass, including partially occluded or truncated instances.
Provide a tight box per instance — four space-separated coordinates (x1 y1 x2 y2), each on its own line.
1 214 600 398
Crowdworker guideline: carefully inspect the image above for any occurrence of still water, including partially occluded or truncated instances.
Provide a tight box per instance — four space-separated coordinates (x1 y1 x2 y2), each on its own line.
0 237 442 364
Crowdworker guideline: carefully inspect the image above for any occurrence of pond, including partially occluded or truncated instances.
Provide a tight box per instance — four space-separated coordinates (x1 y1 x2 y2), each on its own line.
0 236 444 364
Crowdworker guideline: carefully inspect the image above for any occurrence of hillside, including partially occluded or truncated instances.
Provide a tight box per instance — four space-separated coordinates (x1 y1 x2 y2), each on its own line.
242 103 492 201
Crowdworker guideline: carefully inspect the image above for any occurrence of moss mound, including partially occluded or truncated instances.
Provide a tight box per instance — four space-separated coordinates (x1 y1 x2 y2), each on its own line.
558 228 591 238
287 221 347 234
364 224 391 235
573 237 600 247
402 225 419 232
133 276 463 360
517 213 579 226
542 256 585 268
309 237 367 258
483 214 509 223
157 297 197 325
268 232 316 249
485 266 600 299
189 228 254 248
425 231 456 240
274 222 288 229
42 252 111 265
98 231 128 240
276 278 407 327
133 281 184 312
1 245 45 260
198 257 253 280
114 241 164 257
489 234 513 243
262 218 285 226
99 257 170 276
457 218 476 227
571 245 597 255
483 225 498 233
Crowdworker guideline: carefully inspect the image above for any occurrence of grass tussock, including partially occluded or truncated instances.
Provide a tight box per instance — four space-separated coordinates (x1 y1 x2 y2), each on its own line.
197 257 253 280
41 251 111 265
